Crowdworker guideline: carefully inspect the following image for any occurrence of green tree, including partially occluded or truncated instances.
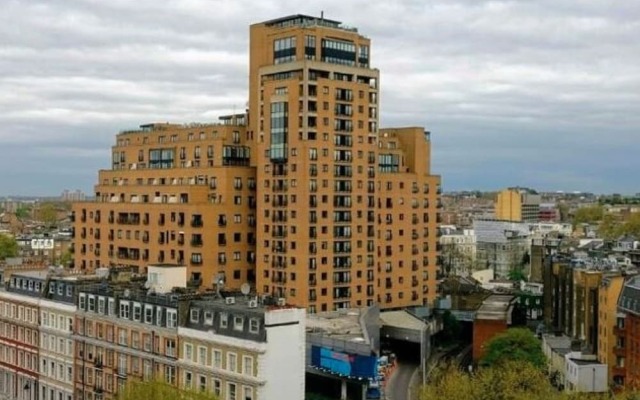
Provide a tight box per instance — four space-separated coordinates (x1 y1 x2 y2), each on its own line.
0 234 19 260
572 205 604 227
508 267 527 282
420 361 627 400
117 379 218 400
619 213 640 238
421 360 557 400
38 203 58 227
15 205 31 220
598 213 621 240
59 250 73 267
480 328 546 369
440 310 461 344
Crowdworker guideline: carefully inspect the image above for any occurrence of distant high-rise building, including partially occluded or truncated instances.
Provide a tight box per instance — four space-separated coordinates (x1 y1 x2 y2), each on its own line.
61 189 87 202
495 188 541 222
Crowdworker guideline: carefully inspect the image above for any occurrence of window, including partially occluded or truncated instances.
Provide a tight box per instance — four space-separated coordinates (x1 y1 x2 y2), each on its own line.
198 346 207 365
204 311 214 325
198 375 207 392
156 307 164 326
79 294 86 310
273 36 296 64
212 380 222 397
167 310 177 328
133 303 141 321
119 302 130 319
234 316 244 331
184 343 193 362
88 296 95 312
166 339 176 357
249 319 260 334
228 353 237 372
213 349 222 368
98 298 105 314
144 306 153 324
184 371 193 389
243 356 253 376
190 308 200 324
243 386 254 400
118 329 128 346
220 312 228 328
227 382 237 400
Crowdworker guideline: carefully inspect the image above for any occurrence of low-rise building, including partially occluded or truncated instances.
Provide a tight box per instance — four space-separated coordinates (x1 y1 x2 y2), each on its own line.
472 294 516 361
178 295 305 400
565 352 607 393
474 219 530 279
542 334 572 389
439 228 476 276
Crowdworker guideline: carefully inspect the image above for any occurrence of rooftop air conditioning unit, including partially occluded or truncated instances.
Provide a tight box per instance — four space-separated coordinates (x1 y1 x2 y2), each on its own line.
225 297 235 305
277 298 286 306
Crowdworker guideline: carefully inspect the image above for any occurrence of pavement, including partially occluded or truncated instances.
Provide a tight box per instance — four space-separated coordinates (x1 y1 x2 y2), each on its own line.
384 361 419 400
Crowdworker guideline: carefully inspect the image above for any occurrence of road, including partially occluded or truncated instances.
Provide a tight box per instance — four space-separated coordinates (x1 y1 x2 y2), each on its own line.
385 361 419 400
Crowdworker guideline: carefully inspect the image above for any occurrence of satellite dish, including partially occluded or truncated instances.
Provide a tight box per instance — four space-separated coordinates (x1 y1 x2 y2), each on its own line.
240 283 250 296
123 289 130 298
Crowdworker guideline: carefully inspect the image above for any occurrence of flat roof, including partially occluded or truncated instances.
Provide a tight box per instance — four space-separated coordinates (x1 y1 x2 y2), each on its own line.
262 14 341 27
476 294 515 320
569 358 603 366
306 309 365 343
12 270 49 279
380 310 426 331
543 334 572 350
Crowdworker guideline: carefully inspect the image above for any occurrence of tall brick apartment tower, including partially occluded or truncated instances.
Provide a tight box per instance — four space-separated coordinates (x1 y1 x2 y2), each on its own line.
73 14 441 313
249 15 441 312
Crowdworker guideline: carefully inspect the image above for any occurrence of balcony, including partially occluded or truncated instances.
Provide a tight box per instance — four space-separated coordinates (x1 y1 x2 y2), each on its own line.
191 219 204 228
190 239 203 247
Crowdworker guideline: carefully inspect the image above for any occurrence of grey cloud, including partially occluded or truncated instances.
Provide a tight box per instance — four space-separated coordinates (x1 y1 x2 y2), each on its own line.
0 0 638 195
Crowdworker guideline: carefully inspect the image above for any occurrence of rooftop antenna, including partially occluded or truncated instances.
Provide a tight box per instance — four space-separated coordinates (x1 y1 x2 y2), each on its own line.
320 11 324 21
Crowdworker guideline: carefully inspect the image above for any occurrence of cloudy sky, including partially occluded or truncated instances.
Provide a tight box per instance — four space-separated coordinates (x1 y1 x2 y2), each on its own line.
1 0 638 195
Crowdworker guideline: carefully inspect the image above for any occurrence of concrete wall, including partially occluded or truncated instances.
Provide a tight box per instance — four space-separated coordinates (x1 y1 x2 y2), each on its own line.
260 307 306 400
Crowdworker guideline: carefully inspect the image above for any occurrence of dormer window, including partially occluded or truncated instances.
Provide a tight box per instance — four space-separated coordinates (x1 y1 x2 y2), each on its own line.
190 308 200 323
234 316 244 331
204 311 214 326
220 312 228 328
